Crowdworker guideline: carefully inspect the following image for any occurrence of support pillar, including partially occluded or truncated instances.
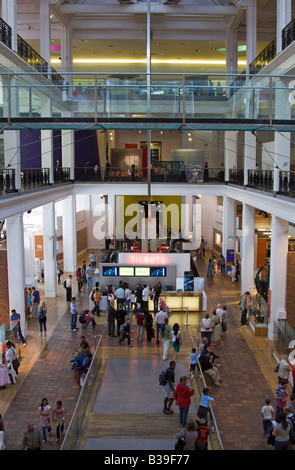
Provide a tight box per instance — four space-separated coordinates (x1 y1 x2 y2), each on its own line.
246 0 257 74
222 196 236 259
6 214 27 338
268 216 289 341
244 131 257 186
41 130 54 184
224 131 238 182
4 130 21 190
2 0 17 52
241 204 255 294
43 203 57 297
61 130 75 180
62 196 77 273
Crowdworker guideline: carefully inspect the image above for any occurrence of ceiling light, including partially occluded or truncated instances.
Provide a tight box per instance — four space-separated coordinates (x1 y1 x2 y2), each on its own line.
51 58 247 66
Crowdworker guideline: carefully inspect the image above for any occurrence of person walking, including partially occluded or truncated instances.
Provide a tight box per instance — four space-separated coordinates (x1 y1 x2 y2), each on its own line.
86 264 93 290
171 323 181 361
155 305 168 346
116 303 126 336
10 309 26 346
142 284 150 314
57 263 63 285
38 397 51 443
70 297 79 332
76 267 83 293
174 376 195 428
22 423 42 450
52 400 67 443
144 310 154 342
107 302 116 337
162 317 171 361
240 291 250 325
89 251 96 269
37 301 47 337
261 397 274 435
118 318 132 347
189 347 198 380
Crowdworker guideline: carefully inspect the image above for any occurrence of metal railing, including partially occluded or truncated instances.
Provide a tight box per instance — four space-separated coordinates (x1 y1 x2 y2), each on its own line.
0 17 11 49
282 17 295 51
278 171 295 198
0 169 16 195
191 334 224 450
21 168 50 190
228 169 244 186
249 39 277 75
61 334 103 450
248 169 274 192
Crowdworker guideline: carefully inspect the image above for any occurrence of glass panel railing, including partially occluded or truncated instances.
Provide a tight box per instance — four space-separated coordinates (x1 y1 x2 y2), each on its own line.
61 334 102 450
0 72 295 125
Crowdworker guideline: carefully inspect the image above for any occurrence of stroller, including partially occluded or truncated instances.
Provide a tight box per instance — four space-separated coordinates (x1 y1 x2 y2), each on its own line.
79 310 96 330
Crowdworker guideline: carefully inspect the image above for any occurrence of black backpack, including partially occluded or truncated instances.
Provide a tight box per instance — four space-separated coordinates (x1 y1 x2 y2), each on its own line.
159 368 168 386
63 280 67 288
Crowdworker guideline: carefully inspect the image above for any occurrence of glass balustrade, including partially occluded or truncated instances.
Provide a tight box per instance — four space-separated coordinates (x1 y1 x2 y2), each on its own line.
0 72 294 127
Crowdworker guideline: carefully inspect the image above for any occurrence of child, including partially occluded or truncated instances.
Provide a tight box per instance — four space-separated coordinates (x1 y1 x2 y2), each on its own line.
39 397 51 443
190 348 198 380
52 400 67 443
198 387 215 422
261 397 274 436
217 259 221 274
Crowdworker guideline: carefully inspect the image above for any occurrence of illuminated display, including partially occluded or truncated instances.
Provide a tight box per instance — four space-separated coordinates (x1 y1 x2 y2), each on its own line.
150 267 166 277
119 267 135 276
135 267 150 276
103 266 118 276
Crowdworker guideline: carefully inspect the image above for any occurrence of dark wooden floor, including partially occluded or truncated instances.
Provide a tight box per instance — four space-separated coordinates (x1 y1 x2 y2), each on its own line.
1 250 281 451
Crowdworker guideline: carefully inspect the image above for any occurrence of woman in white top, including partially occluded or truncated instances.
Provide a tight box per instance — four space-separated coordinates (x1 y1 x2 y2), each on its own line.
200 313 213 346
171 323 181 361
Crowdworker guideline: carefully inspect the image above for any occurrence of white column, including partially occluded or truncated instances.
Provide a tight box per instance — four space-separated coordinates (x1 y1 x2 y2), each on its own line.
6 214 27 337
241 204 255 294
222 196 236 259
4 130 21 190
277 0 292 54
224 131 238 182
40 0 51 67
106 193 116 243
61 130 75 180
226 27 238 75
246 0 257 74
43 203 57 297
194 198 202 251
268 216 289 340
2 0 17 51
60 26 73 82
244 131 257 185
62 196 77 273
41 130 54 184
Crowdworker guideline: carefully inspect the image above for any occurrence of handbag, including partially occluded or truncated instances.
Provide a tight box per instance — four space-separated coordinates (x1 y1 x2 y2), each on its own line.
175 431 186 451
273 363 279 373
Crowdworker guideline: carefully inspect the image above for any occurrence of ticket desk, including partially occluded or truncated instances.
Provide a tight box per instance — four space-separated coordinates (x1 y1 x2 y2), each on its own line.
148 291 203 312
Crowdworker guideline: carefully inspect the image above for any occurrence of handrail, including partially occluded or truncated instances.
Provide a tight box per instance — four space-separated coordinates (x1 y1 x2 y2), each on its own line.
61 334 103 450
191 334 224 450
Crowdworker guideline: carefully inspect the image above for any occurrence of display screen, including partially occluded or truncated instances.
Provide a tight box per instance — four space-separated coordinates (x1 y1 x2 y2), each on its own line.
103 266 118 276
135 267 150 276
150 267 166 277
184 271 194 291
119 267 134 276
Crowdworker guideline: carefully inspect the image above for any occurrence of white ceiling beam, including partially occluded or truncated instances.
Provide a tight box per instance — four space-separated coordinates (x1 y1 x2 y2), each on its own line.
58 4 239 16
69 19 231 30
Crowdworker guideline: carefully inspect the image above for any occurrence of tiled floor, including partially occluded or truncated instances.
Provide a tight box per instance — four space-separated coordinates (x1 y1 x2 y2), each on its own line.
0 251 281 451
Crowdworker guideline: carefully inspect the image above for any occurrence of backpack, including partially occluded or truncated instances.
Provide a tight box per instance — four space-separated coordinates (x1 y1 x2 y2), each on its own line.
90 290 95 301
159 368 168 386
38 307 45 320
63 280 67 288
287 416 295 444
120 323 126 333
195 424 209 449
175 431 186 451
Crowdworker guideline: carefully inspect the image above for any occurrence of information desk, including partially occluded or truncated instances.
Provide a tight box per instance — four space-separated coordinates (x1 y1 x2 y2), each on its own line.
149 291 203 312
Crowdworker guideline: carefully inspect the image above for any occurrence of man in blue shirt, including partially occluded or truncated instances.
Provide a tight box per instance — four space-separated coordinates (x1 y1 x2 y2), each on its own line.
10 309 26 346
31 287 40 318
70 297 79 331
